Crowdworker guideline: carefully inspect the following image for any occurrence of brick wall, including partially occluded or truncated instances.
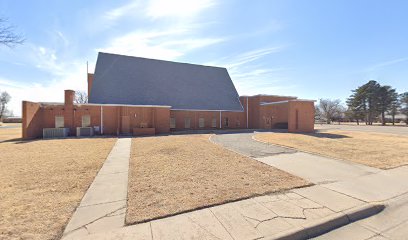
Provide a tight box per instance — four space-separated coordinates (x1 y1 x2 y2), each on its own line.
288 101 315 132
21 91 314 139
22 101 43 139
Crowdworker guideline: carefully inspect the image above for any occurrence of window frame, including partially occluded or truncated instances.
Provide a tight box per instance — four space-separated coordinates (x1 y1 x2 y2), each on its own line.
55 116 64 128
82 115 91 127
211 118 217 128
224 117 229 127
184 117 191 129
198 117 205 128
170 117 176 129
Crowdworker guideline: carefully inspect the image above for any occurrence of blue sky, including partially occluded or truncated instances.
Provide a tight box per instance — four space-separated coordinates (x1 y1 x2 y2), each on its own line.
1 0 407 116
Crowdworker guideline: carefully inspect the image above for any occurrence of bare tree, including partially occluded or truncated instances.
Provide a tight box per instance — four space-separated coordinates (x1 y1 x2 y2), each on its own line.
0 17 24 47
316 99 345 124
0 91 11 120
75 91 88 104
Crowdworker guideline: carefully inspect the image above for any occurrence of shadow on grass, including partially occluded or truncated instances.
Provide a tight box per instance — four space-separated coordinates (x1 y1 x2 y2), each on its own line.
298 131 351 139
253 129 351 139
0 135 121 144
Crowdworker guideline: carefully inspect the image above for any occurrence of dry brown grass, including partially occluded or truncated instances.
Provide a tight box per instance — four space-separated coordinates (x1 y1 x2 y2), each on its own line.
255 131 408 169
0 124 21 142
126 134 308 224
0 137 116 240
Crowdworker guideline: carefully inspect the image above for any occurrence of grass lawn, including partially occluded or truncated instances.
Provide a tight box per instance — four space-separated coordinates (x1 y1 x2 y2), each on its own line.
0 123 21 142
0 134 116 240
255 130 408 169
126 134 308 224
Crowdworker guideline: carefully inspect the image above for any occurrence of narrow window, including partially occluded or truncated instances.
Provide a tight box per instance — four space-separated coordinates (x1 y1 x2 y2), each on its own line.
170 117 176 129
211 118 217 128
184 118 191 128
55 116 64 128
82 115 91 127
224 117 229 127
199 117 205 128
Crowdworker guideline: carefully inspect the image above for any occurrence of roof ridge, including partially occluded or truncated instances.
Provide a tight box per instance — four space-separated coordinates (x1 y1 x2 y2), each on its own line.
98 52 226 70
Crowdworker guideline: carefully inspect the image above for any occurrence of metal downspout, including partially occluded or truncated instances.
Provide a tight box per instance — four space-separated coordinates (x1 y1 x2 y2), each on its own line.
219 111 222 129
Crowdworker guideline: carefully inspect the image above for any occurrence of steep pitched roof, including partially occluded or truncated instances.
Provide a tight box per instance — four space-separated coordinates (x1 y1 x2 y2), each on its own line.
89 52 243 111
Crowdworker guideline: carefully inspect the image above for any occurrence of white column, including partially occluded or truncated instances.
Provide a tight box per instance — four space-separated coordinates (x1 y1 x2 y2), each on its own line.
219 111 222 129
100 105 104 135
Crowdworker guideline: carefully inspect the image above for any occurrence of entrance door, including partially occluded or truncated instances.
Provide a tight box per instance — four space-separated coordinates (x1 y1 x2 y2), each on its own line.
121 116 130 134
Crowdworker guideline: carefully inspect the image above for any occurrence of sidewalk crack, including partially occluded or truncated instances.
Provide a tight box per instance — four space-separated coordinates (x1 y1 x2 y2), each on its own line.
187 215 223 240
209 208 236 240
64 206 125 235
150 222 154 240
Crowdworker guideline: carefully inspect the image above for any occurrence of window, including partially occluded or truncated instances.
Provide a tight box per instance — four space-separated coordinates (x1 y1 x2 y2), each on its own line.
184 118 191 128
236 119 240 127
212 118 217 128
224 117 229 127
170 117 176 129
55 116 64 128
199 117 205 128
82 115 91 127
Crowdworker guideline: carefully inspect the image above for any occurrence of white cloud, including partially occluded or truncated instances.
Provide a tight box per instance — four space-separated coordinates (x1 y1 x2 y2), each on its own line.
0 63 87 117
102 0 216 25
98 0 222 60
33 46 65 75
145 0 216 19
98 27 225 60
0 44 89 116
104 1 141 21
205 46 290 96
223 46 285 69
365 57 408 72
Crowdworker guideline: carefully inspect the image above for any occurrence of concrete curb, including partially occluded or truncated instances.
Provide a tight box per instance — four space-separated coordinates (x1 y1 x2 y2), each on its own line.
265 203 385 240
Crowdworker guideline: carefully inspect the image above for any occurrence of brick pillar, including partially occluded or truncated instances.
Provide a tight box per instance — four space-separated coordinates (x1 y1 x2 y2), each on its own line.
64 90 75 135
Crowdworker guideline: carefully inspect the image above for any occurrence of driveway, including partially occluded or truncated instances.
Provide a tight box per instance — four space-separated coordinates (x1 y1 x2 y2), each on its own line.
210 132 295 157
315 124 408 136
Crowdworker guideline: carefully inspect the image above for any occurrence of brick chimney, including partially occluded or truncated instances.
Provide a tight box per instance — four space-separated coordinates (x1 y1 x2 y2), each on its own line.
65 90 75 106
87 73 94 97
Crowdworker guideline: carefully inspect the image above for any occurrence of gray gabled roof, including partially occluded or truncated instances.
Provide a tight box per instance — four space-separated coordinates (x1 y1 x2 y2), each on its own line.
89 52 243 111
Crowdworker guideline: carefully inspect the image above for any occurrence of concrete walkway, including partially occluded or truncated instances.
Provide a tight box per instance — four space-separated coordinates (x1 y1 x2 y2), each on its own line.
62 138 131 239
211 132 296 158
64 185 382 240
212 132 408 201
212 132 381 184
61 132 408 239
212 132 408 239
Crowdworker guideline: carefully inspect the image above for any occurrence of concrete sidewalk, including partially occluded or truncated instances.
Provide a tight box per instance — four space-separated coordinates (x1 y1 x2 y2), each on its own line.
313 192 408 239
62 138 131 239
64 185 382 240
211 132 408 239
62 132 408 239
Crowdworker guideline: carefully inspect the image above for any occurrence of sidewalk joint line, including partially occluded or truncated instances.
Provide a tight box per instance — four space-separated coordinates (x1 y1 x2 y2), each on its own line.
208 208 236 240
